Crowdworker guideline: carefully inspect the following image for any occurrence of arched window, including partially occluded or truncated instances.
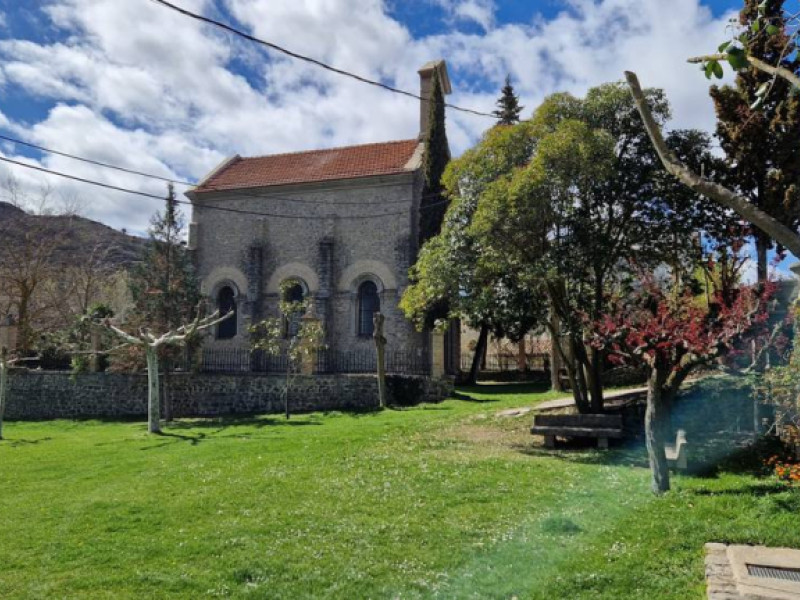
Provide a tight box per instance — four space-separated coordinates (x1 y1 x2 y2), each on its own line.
284 282 305 338
358 280 380 336
216 286 237 340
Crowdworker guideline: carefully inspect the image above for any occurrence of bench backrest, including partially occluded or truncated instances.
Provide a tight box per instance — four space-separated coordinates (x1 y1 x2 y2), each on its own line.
533 414 623 428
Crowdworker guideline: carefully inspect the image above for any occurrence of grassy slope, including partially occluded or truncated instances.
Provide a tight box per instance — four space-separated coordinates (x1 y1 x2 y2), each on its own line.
0 384 797 599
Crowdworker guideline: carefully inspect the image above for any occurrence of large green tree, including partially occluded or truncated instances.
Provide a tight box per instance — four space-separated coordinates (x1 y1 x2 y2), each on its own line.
709 0 800 281
408 82 730 412
402 122 545 384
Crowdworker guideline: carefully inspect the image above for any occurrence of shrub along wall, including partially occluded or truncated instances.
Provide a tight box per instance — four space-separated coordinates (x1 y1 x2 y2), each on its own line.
4 370 453 421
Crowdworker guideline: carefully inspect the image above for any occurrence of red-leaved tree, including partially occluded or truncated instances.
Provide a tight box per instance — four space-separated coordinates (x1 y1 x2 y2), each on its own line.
592 277 774 494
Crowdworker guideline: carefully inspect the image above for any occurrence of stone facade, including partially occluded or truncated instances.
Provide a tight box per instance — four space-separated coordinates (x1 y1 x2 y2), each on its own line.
5 370 453 421
186 60 459 377
190 175 428 356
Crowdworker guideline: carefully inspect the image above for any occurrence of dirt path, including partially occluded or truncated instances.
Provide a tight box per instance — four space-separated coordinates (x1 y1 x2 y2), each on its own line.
496 386 648 417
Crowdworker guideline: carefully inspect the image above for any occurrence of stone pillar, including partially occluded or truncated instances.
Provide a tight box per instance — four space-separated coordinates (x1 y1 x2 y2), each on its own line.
245 244 264 324
0 317 17 354
431 331 446 379
316 237 335 370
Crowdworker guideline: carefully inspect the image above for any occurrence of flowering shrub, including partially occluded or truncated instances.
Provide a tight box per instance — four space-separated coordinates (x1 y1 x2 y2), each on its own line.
766 454 800 484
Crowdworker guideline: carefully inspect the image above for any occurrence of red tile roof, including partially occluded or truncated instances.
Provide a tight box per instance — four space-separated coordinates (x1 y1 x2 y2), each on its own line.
194 139 421 193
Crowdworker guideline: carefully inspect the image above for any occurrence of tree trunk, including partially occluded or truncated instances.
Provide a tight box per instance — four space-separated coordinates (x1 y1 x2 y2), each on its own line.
17 292 31 355
549 316 563 392
145 346 161 434
756 232 769 283
570 336 592 414
588 345 604 413
589 273 605 412
517 339 527 373
0 359 7 440
467 324 489 385
373 313 387 408
645 366 671 494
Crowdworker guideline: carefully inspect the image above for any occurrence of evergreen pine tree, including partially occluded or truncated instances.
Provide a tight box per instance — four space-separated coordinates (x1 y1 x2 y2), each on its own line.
710 0 800 281
493 74 523 125
420 68 450 245
130 184 200 331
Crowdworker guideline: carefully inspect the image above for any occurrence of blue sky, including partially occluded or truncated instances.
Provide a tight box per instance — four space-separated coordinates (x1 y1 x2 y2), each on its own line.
0 0 791 278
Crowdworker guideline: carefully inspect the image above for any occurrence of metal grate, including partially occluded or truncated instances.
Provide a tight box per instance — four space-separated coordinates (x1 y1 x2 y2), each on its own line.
747 564 800 582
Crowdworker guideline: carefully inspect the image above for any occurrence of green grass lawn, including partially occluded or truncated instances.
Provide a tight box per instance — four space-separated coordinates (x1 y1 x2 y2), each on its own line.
1 383 798 599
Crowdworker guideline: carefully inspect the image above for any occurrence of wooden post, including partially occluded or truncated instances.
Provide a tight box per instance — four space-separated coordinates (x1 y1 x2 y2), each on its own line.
0 350 8 441
432 331 446 379
373 312 387 409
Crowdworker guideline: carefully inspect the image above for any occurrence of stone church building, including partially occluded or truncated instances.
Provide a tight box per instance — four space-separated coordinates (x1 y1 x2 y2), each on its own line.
186 60 459 376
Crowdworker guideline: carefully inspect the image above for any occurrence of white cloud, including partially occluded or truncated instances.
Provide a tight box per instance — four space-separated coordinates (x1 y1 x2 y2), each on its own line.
435 0 497 31
0 0 739 234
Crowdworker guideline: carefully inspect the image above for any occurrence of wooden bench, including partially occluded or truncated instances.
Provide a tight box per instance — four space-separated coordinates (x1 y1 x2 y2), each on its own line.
530 414 624 449
665 429 688 471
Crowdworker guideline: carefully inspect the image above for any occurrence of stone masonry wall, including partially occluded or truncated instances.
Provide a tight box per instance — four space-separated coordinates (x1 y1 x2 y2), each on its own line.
5 370 453 421
191 173 430 356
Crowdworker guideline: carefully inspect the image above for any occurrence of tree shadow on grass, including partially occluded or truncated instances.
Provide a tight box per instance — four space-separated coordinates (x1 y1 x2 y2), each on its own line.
1 436 53 447
457 382 552 398
164 415 324 430
515 440 651 469
141 430 209 449
689 482 789 497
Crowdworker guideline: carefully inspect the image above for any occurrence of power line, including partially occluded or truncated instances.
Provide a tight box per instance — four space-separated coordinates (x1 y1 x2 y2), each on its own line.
0 132 427 206
0 133 195 186
149 0 497 119
0 155 450 220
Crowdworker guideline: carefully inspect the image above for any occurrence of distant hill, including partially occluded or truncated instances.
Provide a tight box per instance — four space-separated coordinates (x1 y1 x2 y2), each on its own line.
0 201 147 268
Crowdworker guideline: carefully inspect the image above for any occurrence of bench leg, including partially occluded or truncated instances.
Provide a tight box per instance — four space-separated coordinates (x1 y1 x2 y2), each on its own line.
598 437 609 449
544 435 556 448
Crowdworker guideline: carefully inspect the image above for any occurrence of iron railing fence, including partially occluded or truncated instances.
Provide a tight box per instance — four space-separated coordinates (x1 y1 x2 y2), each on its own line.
196 347 431 376
460 352 550 372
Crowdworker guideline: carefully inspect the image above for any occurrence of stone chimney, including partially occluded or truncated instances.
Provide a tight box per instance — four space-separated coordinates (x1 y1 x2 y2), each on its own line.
418 59 452 139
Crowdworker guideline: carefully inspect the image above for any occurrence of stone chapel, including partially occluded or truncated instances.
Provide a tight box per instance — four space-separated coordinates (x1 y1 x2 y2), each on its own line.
186 60 459 377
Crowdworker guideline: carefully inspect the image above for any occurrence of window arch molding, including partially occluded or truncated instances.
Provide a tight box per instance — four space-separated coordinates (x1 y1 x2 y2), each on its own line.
352 274 383 337
338 260 396 293
266 263 319 295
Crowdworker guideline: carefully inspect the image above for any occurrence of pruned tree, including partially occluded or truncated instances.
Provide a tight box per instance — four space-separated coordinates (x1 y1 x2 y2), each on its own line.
493 74 524 125
95 309 232 434
592 274 773 494
249 281 326 419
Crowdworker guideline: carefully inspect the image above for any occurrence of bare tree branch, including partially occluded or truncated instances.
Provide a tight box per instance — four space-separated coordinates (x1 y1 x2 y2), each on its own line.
686 53 800 89
624 70 800 258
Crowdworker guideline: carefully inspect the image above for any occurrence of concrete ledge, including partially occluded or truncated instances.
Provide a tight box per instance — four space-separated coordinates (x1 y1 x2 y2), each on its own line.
705 543 800 600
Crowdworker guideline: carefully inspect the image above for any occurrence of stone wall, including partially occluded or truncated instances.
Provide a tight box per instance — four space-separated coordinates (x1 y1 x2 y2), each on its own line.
4 370 453 421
